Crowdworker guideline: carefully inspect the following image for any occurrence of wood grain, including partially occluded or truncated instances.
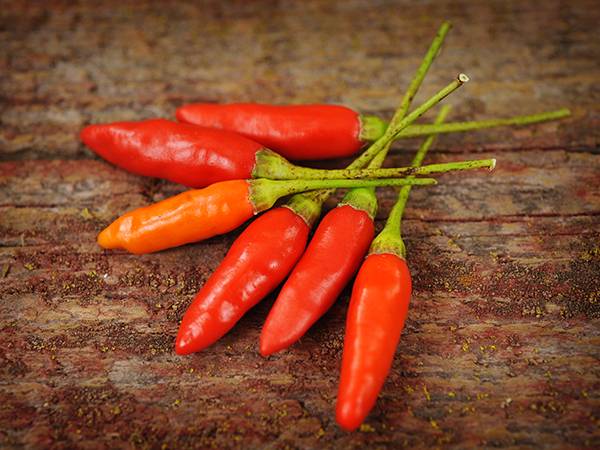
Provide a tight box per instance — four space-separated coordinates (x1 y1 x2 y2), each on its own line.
1 1 599 449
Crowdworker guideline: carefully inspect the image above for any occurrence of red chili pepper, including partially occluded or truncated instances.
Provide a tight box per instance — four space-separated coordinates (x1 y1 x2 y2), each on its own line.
81 119 262 188
81 118 477 188
97 177 436 254
176 103 387 161
336 253 412 431
336 105 456 431
175 196 317 355
260 191 375 356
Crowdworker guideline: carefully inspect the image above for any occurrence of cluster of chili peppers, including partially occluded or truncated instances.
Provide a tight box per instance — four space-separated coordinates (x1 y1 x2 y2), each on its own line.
82 22 569 431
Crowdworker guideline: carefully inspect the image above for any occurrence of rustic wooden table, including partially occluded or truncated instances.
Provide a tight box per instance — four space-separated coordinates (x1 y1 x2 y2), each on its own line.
1 1 599 449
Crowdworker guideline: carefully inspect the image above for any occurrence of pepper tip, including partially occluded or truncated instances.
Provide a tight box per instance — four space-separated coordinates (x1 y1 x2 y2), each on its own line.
175 330 194 355
79 124 95 145
175 325 205 355
97 226 119 250
258 336 276 357
335 403 363 432
174 338 190 355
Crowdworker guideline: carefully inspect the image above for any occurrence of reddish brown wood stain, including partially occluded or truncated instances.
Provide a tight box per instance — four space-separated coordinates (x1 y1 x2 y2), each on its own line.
1 1 599 449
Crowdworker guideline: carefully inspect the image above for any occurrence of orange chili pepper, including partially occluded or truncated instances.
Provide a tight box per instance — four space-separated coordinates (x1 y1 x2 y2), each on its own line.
97 180 253 254
97 177 437 255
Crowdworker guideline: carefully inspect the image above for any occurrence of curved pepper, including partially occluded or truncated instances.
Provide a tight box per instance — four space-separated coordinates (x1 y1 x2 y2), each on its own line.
260 204 374 356
81 119 261 188
175 207 309 355
97 180 254 254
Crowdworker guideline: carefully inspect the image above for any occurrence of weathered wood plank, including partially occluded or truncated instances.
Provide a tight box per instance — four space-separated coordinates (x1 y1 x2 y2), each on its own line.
1 148 598 449
1 1 599 449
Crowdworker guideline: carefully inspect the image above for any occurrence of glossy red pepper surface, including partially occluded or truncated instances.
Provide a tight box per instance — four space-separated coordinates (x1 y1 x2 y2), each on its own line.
175 207 309 355
81 119 263 188
260 204 374 356
176 103 363 161
336 253 412 431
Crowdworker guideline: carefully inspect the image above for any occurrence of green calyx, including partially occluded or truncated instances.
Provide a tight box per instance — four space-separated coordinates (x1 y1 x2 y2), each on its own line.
252 149 302 179
358 115 387 143
283 192 325 227
369 229 407 259
339 187 378 218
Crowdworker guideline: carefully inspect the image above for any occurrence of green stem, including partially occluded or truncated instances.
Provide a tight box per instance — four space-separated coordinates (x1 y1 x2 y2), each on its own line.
397 108 570 138
248 177 437 212
291 157 495 179
393 22 452 125
283 22 454 223
370 106 451 257
410 108 451 167
393 105 453 230
349 74 469 170
367 20 452 169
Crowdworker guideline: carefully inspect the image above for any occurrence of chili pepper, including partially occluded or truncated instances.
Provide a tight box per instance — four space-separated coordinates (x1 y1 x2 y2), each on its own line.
336 103 492 431
176 102 569 161
174 71 472 355
176 103 386 161
259 199 376 356
96 177 436 255
336 253 412 431
260 21 453 356
82 119 389 188
81 120 263 188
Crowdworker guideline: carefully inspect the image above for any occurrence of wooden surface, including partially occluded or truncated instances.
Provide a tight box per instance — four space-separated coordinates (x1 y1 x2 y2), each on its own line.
1 1 599 448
